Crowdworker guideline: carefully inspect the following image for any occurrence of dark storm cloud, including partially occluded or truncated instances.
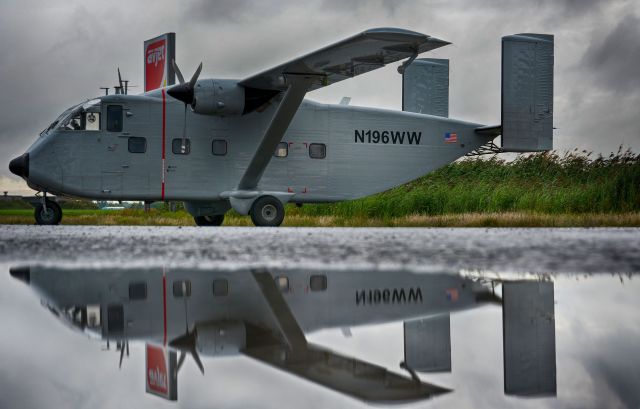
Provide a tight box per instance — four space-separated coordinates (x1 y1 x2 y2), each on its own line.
582 13 640 95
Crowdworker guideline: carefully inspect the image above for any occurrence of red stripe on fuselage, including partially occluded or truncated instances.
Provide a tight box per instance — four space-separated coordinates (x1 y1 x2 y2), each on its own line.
162 270 167 346
161 89 166 200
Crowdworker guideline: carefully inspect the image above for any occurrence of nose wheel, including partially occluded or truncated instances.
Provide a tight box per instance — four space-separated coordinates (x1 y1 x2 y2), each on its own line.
250 195 285 227
34 199 62 225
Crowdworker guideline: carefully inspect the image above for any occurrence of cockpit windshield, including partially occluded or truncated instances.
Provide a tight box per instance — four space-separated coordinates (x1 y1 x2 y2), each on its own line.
40 99 102 136
57 99 101 131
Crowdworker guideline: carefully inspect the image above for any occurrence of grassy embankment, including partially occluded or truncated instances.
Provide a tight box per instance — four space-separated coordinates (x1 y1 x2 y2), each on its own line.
1 149 639 227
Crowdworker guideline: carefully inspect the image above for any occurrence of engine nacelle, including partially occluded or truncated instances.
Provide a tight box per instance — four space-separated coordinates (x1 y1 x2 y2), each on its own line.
195 320 246 356
192 79 245 116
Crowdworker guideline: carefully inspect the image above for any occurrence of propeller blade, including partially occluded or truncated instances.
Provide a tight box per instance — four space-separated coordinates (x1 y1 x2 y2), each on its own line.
177 351 187 372
172 59 185 85
189 62 203 88
191 348 205 375
182 104 188 153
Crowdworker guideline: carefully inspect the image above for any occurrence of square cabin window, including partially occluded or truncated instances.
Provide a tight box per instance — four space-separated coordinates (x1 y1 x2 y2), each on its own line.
213 279 229 296
212 139 228 156
309 275 327 292
128 137 147 153
274 142 288 158
309 143 326 159
106 105 123 132
173 280 192 298
172 138 191 154
129 281 147 300
275 276 289 293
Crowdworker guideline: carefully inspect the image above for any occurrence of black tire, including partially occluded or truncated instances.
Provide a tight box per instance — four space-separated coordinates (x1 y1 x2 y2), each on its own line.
194 214 225 226
34 200 62 225
250 196 285 227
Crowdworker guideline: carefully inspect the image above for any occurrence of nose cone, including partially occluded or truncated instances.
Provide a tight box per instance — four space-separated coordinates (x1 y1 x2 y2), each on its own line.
9 153 29 178
9 266 30 284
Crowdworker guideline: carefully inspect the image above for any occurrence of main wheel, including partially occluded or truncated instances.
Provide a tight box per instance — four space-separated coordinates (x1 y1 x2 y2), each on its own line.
194 214 225 226
34 200 62 225
250 196 285 227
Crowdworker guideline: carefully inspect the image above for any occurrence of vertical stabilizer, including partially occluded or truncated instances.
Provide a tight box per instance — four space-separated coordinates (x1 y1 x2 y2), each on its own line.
503 281 556 396
501 33 554 152
402 58 449 117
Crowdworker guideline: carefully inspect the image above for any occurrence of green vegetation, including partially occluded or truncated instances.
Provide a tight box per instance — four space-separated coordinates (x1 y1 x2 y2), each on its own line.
296 148 640 219
1 149 638 227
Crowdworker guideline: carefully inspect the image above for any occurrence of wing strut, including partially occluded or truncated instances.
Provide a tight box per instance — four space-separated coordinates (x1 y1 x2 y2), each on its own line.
237 75 317 191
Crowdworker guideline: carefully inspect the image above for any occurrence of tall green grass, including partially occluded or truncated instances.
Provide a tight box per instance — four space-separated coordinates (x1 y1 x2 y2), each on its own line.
292 148 640 218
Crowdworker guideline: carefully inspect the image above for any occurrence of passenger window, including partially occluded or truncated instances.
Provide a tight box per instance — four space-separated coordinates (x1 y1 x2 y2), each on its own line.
310 275 327 291
275 276 289 293
106 105 123 132
172 138 191 154
212 139 227 156
128 137 147 153
309 143 326 159
129 281 147 300
213 279 229 296
173 280 191 297
274 142 288 158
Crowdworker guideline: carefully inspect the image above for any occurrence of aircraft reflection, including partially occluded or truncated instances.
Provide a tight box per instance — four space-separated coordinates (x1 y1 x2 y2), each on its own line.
9 265 556 404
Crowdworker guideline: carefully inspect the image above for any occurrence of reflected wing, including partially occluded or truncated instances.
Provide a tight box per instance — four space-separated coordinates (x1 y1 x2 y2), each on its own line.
240 27 450 92
244 271 450 403
243 338 450 403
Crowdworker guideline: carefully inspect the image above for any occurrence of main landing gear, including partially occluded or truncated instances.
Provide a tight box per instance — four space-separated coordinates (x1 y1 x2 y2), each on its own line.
191 195 286 227
34 195 62 225
250 195 285 227
193 214 225 226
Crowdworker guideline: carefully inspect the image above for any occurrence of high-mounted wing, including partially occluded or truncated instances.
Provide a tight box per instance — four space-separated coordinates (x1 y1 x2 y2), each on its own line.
231 28 449 195
243 271 450 403
240 27 450 92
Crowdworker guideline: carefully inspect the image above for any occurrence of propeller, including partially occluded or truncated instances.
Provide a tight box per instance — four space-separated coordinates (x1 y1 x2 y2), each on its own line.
167 60 202 153
169 327 204 374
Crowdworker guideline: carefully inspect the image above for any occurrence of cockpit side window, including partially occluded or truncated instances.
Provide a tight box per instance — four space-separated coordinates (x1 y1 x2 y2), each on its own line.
107 105 123 132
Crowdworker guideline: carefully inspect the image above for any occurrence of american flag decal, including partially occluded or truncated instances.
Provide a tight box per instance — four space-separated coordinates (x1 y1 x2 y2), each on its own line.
444 132 458 143
446 288 459 302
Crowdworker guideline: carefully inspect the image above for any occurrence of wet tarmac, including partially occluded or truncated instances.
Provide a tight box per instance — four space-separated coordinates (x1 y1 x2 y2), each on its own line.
1 226 639 272
0 226 639 408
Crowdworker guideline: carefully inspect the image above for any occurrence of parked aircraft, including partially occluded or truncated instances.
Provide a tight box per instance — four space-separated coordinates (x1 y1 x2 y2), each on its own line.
10 265 556 403
8 28 553 226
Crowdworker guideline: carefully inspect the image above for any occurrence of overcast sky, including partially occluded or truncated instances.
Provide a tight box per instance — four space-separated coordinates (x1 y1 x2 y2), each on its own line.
1 0 639 192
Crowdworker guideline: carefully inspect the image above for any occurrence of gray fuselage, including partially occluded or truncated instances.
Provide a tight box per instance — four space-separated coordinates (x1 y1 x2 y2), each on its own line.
25 84 490 207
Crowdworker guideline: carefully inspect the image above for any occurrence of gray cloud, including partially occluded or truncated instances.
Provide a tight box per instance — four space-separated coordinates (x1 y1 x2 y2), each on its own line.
582 13 640 95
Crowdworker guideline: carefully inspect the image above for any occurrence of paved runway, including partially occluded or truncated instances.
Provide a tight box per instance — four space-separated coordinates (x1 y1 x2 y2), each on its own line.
1 225 638 273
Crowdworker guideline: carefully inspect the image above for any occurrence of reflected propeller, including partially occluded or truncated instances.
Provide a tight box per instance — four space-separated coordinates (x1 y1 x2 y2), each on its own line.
167 60 202 153
169 327 204 374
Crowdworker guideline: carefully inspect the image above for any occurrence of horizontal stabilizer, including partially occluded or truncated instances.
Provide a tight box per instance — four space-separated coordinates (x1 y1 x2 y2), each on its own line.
403 314 451 372
503 281 556 396
402 58 449 117
501 33 554 152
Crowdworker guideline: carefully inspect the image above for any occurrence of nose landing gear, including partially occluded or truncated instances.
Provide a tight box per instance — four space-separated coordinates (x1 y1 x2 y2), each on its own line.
34 193 62 225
